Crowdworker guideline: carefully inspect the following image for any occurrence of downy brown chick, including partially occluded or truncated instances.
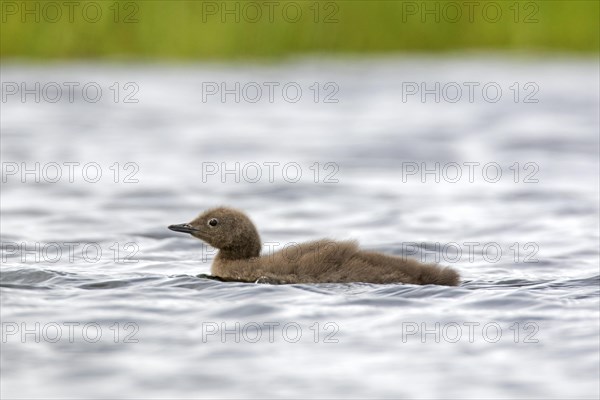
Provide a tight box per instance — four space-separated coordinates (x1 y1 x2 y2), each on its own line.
169 207 460 286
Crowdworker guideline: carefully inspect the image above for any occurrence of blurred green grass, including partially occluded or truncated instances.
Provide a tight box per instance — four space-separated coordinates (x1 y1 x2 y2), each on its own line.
1 0 598 59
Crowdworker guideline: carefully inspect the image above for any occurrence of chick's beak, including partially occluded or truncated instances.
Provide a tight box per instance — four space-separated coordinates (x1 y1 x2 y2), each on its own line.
168 223 197 234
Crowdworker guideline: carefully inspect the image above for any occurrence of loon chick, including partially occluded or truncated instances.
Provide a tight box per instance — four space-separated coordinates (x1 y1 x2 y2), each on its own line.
168 207 460 286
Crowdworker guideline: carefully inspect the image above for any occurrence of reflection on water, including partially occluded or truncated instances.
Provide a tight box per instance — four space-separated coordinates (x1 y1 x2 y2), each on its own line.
1 56 599 399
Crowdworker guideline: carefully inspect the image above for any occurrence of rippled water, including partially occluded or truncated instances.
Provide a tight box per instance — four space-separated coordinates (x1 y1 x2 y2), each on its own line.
1 56 599 399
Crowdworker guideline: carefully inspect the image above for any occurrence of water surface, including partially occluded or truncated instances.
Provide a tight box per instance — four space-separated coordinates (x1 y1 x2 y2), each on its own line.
1 56 599 399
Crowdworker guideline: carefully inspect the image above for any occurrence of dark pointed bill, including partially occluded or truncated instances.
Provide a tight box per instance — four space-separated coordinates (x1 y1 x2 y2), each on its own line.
168 223 197 234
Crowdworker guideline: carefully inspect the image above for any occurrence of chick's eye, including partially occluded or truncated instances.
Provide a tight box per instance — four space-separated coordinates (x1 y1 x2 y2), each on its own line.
208 218 218 227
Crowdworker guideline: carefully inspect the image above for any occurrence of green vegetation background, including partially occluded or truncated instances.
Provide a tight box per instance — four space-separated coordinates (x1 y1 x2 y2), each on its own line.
1 0 598 59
